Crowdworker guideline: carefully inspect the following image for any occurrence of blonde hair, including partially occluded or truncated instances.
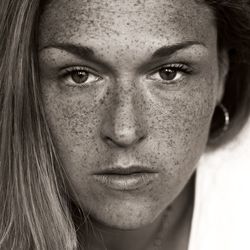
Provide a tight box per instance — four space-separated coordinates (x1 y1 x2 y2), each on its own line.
0 0 250 249
0 1 79 249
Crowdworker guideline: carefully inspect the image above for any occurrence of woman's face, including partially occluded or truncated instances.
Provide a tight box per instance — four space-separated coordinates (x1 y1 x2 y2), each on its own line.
39 0 227 229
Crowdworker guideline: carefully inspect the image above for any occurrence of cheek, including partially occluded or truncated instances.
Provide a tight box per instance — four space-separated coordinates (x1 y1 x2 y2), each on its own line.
151 81 215 178
41 82 106 177
136 88 214 217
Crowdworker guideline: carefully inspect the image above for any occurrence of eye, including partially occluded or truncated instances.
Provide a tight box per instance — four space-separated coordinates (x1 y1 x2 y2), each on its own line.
148 64 192 84
61 66 102 87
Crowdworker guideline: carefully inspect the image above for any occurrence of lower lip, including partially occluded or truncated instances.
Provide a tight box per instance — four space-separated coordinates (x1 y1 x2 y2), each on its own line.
93 173 158 191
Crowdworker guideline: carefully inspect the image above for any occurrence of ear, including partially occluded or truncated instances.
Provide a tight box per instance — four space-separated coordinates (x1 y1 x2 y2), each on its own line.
216 49 229 104
206 50 230 151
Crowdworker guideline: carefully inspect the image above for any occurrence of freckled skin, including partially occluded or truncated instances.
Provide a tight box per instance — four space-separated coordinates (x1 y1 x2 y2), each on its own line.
39 0 227 243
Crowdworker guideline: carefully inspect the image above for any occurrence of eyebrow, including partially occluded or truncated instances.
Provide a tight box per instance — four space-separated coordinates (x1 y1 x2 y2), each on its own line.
39 43 95 59
39 40 207 60
151 41 207 59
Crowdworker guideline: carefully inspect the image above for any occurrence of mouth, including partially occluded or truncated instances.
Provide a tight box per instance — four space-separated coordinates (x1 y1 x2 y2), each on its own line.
92 166 158 191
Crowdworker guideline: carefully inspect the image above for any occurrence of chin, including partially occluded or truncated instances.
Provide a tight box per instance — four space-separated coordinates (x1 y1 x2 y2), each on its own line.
92 215 156 231
86 199 164 230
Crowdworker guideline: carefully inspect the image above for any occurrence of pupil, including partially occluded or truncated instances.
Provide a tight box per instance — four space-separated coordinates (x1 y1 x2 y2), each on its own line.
159 68 177 81
71 71 88 84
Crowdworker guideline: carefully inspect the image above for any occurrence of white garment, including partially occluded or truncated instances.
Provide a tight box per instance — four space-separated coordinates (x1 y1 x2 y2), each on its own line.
188 119 250 250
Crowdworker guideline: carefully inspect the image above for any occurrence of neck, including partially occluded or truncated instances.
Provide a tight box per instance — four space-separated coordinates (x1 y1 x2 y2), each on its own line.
78 175 195 250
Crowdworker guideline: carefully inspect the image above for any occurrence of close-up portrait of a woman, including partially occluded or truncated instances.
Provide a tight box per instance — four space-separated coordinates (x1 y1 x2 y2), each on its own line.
1 0 250 249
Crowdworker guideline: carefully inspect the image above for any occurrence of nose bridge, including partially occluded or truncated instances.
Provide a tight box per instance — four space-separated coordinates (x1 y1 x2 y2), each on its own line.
115 77 135 109
114 81 136 132
101 76 146 147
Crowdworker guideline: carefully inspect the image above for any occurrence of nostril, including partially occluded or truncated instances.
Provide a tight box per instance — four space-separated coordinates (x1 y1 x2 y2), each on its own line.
138 134 146 143
105 136 117 147
103 131 146 148
100 101 147 148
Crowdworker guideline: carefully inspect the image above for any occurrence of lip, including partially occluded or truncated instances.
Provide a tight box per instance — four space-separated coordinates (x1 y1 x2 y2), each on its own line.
93 166 158 191
94 165 157 175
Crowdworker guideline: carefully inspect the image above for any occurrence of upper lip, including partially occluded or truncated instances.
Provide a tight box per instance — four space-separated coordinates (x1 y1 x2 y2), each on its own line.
93 165 157 175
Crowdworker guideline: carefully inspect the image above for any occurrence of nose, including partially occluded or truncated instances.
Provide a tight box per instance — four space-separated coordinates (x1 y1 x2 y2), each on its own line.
100 83 147 148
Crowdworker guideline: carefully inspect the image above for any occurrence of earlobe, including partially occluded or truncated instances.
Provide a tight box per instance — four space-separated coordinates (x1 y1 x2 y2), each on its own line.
216 49 229 104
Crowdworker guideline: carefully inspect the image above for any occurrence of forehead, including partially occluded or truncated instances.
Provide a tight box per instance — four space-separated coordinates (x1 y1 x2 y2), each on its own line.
39 0 215 51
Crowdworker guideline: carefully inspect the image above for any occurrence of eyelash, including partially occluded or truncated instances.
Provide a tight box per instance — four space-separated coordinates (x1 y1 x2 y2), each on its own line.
161 63 192 73
148 63 193 83
60 66 102 87
59 63 193 88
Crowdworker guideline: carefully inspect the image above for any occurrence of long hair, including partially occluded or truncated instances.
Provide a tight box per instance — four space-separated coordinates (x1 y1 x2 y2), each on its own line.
0 1 78 249
0 0 250 249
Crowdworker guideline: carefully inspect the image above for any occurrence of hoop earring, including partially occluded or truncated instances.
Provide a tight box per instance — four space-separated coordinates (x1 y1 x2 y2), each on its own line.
209 103 230 139
218 103 230 132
